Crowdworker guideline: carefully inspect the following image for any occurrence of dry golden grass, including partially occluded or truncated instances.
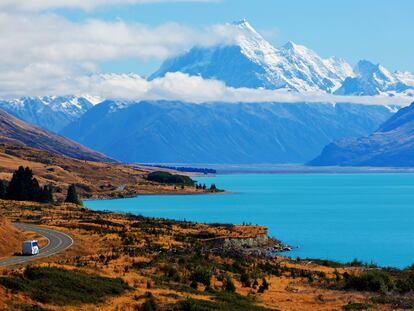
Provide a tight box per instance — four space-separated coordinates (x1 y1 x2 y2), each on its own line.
0 201 400 311
0 143 210 201
0 216 23 258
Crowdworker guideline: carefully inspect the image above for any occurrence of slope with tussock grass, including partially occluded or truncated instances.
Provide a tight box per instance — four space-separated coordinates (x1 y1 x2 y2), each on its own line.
0 216 23 258
0 143 211 200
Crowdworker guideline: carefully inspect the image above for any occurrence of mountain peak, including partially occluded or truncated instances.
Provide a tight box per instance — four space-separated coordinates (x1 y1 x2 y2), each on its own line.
150 20 355 92
230 18 263 42
280 40 314 56
232 18 250 27
282 40 298 50
356 59 380 73
355 59 395 83
334 59 411 96
231 19 257 33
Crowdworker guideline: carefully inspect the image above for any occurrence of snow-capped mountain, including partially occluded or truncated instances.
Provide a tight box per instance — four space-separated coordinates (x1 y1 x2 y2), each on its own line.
150 19 353 93
0 96 101 132
335 60 414 96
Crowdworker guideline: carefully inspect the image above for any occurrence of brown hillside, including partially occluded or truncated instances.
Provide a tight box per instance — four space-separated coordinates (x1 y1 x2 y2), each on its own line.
0 216 22 258
0 109 112 162
0 143 208 200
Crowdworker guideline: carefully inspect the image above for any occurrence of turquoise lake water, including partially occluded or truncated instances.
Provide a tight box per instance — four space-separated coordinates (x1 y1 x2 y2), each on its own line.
86 173 414 268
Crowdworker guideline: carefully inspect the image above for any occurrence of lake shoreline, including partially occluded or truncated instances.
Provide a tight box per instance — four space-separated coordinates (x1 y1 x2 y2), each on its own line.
86 172 414 268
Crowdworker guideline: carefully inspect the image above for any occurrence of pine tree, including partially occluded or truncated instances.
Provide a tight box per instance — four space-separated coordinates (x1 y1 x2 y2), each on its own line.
29 178 41 201
65 184 82 205
7 166 41 201
39 185 54 204
0 180 7 199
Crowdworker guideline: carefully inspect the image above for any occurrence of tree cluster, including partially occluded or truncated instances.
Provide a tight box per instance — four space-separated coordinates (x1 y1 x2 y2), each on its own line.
0 166 83 206
195 183 207 190
146 171 195 186
0 166 53 203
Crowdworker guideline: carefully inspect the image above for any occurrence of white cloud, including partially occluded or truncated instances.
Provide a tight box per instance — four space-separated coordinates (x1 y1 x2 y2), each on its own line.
0 63 411 106
0 11 237 99
0 12 233 68
0 0 220 12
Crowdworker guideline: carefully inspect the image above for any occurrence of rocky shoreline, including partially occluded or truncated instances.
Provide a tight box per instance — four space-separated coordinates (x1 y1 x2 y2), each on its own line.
201 228 292 258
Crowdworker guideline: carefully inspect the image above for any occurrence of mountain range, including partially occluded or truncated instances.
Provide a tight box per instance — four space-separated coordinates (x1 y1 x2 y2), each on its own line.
60 100 394 164
0 20 412 137
310 102 414 167
0 96 101 133
0 20 413 166
335 60 414 96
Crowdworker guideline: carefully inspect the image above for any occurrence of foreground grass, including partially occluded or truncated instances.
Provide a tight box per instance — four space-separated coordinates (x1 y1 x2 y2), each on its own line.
171 292 277 311
0 266 130 306
1 201 405 310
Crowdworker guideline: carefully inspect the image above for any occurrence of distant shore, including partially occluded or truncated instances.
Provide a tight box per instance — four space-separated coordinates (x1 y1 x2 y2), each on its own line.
140 163 414 175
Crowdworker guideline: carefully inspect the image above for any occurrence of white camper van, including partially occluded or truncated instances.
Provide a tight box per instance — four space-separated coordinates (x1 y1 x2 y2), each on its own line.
22 240 39 256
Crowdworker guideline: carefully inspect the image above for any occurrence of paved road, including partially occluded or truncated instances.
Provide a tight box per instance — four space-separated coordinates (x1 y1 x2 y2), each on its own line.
0 223 73 267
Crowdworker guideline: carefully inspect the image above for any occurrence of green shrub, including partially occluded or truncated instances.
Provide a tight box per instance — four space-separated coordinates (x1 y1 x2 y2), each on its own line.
258 278 269 293
162 264 181 282
190 267 211 287
344 270 394 293
342 302 373 310
240 272 251 287
140 294 158 311
224 275 236 293
0 267 130 305
172 293 275 311
6 304 52 311
175 298 199 311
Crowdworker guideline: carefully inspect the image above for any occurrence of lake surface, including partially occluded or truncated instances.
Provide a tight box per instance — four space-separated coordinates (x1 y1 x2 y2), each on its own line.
86 173 414 268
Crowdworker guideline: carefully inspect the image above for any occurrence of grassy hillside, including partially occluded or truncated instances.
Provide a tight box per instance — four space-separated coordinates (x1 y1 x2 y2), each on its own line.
0 143 209 200
0 216 21 258
0 216 22 258
0 109 111 162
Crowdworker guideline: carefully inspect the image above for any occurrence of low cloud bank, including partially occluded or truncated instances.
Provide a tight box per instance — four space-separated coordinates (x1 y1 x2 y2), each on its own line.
6 71 410 107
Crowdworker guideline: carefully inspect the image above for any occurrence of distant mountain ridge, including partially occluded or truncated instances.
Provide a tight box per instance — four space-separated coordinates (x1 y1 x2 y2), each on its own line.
335 60 414 96
309 102 414 167
0 108 112 162
61 100 394 164
0 96 102 133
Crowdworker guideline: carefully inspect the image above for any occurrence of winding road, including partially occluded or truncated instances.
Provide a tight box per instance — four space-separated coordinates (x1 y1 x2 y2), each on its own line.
0 223 73 267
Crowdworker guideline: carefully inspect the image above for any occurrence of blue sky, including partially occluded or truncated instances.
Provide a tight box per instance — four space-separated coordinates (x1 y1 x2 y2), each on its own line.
57 0 414 75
